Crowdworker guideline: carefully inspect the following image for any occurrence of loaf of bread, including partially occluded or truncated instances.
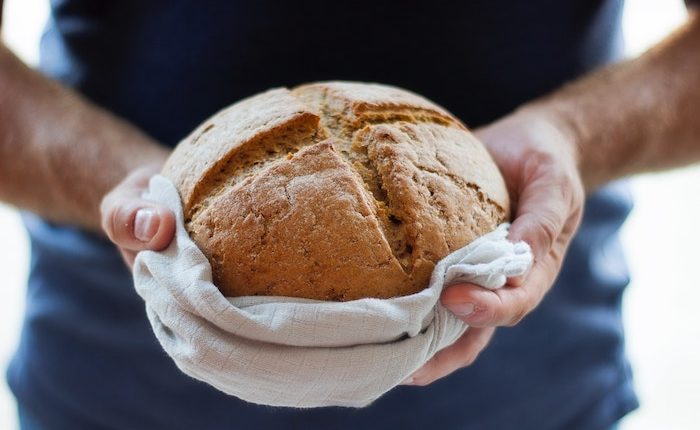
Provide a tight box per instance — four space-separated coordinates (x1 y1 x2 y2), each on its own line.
162 82 509 301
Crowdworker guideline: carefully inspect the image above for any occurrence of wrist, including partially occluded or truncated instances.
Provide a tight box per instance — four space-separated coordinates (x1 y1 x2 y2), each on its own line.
511 102 584 182
515 103 581 159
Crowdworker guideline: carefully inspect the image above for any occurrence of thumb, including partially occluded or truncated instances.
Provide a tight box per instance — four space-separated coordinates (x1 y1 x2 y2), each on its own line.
101 195 175 252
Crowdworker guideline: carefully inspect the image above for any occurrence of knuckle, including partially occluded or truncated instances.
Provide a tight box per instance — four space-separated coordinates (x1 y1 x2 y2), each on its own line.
533 215 559 253
505 314 523 327
505 306 529 327
504 288 542 327
476 302 498 326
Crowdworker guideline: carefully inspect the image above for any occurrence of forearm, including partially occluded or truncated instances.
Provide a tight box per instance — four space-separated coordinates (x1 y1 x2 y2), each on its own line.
0 43 169 231
522 11 700 191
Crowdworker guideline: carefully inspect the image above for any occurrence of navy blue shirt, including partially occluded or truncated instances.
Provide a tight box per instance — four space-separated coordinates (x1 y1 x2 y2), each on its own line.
8 1 638 428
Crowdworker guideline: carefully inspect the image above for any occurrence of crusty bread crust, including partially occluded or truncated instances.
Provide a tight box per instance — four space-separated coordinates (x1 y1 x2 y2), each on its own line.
162 82 509 301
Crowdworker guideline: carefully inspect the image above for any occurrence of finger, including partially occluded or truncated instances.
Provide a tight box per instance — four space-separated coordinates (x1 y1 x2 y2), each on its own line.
403 327 495 386
441 251 560 327
101 196 176 252
508 173 571 262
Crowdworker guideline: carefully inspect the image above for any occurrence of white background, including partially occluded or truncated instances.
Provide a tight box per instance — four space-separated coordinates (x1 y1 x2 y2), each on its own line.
1 0 698 428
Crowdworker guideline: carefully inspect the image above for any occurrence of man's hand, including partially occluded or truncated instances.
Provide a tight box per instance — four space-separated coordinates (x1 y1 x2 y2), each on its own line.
100 163 176 268
403 109 585 386
404 11 700 386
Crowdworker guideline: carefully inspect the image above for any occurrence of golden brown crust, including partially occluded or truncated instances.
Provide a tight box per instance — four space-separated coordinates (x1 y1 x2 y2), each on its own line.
163 81 509 301
162 88 325 218
188 141 410 301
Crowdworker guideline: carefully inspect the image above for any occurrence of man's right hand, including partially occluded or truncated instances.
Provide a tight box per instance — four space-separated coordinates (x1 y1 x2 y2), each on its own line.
100 163 176 268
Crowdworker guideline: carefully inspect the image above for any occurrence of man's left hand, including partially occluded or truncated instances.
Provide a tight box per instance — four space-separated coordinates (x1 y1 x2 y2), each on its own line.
402 108 585 386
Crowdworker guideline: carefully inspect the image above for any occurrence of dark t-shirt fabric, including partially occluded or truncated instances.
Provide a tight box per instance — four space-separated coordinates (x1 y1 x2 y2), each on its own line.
7 1 638 429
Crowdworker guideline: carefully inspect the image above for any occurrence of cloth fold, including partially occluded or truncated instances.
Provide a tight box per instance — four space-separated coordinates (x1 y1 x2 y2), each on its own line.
133 175 532 408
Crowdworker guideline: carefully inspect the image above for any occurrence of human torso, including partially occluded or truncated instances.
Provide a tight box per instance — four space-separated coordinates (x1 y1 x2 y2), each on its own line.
9 1 636 428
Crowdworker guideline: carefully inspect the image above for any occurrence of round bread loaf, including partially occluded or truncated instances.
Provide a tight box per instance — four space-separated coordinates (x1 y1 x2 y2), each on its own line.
162 82 509 301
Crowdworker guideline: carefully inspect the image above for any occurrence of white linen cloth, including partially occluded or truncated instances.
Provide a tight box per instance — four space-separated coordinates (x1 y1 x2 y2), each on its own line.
133 175 533 408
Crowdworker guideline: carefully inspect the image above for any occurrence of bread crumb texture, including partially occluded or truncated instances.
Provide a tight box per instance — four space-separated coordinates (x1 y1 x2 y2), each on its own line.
162 82 509 301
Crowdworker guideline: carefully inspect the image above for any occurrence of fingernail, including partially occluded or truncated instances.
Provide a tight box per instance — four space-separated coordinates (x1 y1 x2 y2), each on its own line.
134 208 158 242
449 303 475 316
400 376 415 385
